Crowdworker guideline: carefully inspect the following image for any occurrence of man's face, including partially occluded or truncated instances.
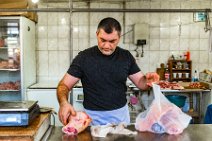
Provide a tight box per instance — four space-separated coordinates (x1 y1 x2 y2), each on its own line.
96 28 120 56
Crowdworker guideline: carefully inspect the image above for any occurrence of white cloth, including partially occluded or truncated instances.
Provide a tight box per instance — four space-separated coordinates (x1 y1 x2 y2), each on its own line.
90 123 137 138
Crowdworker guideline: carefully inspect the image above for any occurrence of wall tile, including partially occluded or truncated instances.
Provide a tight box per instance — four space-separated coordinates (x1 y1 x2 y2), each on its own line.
180 38 189 51
170 13 181 25
139 63 149 74
48 13 58 26
199 39 209 51
38 26 47 39
37 38 48 51
149 51 160 64
161 1 170 9
170 26 179 38
58 13 70 26
190 51 199 64
180 24 190 38
199 51 209 64
150 39 160 50
150 27 160 39
79 26 89 38
47 26 58 38
150 1 160 9
78 38 89 51
58 39 70 50
190 24 200 38
58 51 71 78
48 51 59 77
37 51 49 76
150 13 160 26
160 51 170 64
189 39 199 50
35 1 212 83
200 27 209 38
37 13 47 26
170 38 180 50
160 14 170 26
58 26 70 38
48 38 58 50
160 27 170 38
160 39 170 51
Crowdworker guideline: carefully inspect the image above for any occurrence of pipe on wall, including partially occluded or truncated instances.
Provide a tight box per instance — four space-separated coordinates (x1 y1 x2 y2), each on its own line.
0 8 211 13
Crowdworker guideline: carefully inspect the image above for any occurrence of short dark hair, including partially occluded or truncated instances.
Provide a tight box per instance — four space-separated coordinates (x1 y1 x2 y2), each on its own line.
97 17 121 36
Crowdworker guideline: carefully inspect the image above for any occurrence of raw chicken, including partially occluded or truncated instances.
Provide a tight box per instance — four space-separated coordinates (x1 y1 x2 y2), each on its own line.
91 123 137 138
62 111 92 135
135 84 191 135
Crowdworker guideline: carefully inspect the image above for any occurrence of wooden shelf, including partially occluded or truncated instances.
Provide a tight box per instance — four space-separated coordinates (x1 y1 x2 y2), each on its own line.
168 60 192 82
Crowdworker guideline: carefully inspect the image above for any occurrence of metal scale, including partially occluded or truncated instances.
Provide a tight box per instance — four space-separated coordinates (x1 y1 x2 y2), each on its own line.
0 101 40 126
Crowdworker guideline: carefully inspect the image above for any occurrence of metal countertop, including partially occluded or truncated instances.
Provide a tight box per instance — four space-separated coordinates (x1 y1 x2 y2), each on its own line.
46 124 212 141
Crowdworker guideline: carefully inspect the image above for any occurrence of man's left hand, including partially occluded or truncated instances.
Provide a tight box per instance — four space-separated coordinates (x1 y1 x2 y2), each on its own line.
146 72 160 87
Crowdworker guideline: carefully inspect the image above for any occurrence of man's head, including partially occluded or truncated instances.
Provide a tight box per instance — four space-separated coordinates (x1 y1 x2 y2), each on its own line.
96 17 121 56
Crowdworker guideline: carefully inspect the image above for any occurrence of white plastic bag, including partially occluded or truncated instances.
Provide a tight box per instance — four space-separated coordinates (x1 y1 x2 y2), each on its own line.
135 84 192 135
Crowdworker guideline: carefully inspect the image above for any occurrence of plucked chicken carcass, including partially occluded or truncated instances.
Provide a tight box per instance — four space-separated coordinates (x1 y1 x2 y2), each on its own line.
62 111 92 135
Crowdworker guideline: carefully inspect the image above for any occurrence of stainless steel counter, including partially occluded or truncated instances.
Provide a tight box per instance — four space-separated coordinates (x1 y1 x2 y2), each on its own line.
46 124 212 141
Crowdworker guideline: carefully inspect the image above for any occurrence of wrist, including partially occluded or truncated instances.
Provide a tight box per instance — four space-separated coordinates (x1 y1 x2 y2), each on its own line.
60 100 69 107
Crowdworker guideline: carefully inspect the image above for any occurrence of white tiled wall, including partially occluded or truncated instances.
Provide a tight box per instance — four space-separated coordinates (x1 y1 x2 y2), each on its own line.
35 0 212 83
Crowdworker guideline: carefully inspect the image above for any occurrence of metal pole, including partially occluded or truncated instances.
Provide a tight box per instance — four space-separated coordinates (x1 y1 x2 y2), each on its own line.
69 0 73 60
72 8 211 13
0 8 211 13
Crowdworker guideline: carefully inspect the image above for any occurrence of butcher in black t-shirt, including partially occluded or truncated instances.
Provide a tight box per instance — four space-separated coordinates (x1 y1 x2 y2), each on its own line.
57 17 159 126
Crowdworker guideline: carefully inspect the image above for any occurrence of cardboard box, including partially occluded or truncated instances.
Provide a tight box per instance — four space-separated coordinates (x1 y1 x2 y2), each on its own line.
0 0 38 23
199 72 212 83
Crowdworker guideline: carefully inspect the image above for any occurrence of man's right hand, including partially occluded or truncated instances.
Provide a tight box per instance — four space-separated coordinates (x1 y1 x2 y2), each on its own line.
58 102 76 125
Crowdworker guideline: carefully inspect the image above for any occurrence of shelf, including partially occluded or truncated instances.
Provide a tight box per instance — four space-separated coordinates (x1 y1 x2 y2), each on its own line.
0 89 20 92
172 78 191 80
172 69 191 71
0 46 19 49
168 60 192 82
0 68 20 71
170 60 192 62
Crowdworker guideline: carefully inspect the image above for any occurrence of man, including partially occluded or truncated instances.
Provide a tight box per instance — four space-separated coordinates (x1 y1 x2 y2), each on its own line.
57 17 159 126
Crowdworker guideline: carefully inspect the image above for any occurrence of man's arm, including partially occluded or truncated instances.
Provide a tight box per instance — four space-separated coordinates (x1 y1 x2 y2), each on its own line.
57 73 80 106
57 73 80 125
129 71 159 90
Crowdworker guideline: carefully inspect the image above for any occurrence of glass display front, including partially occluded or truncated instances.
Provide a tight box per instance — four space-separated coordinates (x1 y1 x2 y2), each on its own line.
0 18 21 100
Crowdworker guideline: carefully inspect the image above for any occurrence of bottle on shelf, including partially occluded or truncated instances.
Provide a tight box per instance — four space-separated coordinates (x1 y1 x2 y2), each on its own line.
184 50 190 61
164 65 170 82
192 70 199 82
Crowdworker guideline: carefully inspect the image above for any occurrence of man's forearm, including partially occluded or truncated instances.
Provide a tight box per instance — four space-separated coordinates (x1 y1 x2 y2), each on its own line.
138 75 149 90
57 81 70 106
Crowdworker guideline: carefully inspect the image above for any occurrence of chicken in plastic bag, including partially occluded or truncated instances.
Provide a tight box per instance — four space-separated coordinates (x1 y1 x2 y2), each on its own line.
135 84 192 135
62 111 92 135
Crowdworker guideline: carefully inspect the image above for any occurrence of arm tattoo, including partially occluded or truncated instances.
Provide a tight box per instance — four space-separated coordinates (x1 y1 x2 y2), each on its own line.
57 81 70 105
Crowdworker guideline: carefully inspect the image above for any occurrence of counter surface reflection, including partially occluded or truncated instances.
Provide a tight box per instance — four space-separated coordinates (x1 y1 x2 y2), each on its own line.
47 124 212 141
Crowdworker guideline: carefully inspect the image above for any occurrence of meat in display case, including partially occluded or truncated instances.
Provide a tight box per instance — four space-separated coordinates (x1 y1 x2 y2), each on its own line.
0 16 36 101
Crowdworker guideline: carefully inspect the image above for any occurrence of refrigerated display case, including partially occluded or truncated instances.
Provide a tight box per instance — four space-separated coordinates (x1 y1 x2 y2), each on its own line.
0 16 36 101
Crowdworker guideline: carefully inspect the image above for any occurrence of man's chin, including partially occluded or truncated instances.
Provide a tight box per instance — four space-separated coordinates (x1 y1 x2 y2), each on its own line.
102 51 112 56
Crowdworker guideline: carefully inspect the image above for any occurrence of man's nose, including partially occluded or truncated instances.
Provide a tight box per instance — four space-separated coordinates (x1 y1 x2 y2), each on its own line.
103 42 111 47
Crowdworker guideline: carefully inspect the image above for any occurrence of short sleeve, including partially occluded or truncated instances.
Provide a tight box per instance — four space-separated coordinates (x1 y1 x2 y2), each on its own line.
67 52 83 78
128 52 140 75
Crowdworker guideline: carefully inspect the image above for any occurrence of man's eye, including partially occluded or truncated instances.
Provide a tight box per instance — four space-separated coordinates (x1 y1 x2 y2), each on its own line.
110 40 115 43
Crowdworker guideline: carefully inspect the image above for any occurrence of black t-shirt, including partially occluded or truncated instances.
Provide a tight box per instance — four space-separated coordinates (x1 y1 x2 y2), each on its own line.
67 46 140 111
